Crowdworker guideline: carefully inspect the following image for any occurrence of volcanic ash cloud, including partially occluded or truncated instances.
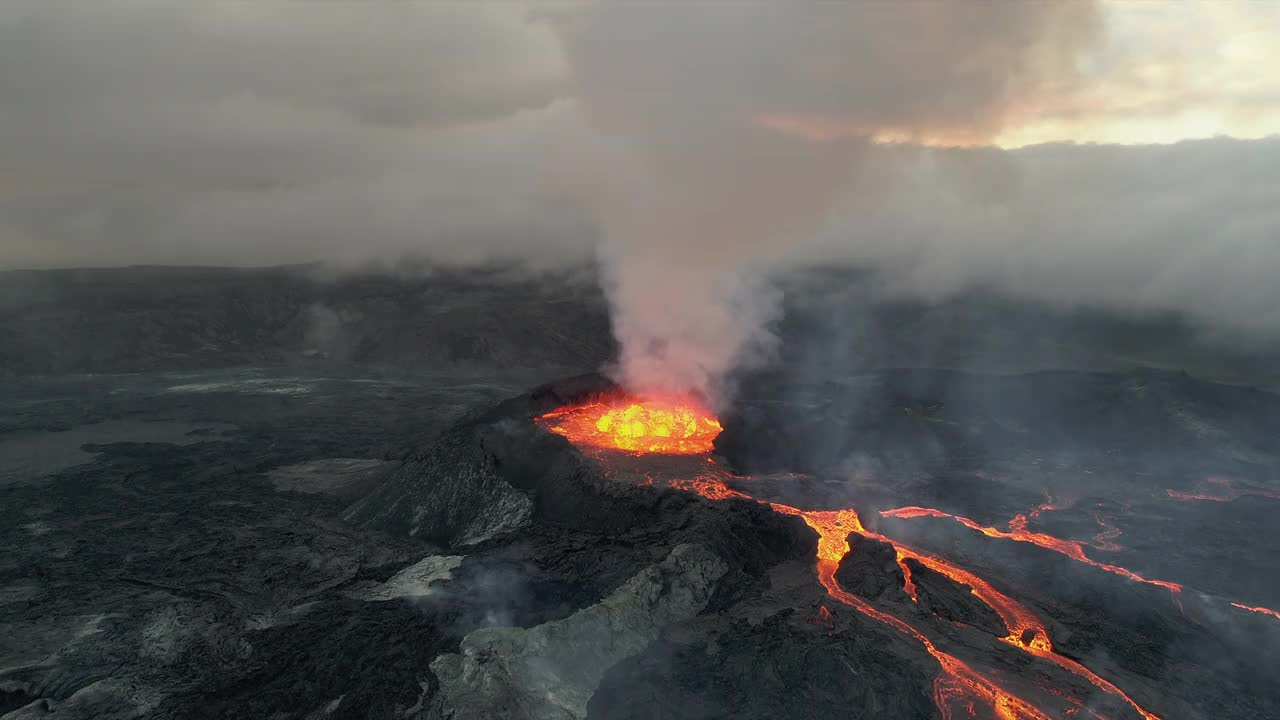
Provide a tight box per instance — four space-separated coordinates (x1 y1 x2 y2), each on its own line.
556 2 1101 408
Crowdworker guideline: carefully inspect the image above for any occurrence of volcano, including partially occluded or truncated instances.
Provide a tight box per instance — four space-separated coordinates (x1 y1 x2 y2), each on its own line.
337 370 1280 720
5 363 1280 720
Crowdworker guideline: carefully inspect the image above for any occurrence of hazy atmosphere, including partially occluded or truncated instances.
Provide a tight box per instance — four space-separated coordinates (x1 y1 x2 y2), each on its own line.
3 2 1279 355
4 4 1280 720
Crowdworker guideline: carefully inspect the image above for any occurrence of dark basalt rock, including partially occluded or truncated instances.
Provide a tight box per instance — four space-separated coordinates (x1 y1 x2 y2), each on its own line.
346 374 816 580
903 559 1007 638
340 373 617 546
341 423 536 547
833 532 909 603
426 544 728 720
6 364 1280 720
588 607 938 720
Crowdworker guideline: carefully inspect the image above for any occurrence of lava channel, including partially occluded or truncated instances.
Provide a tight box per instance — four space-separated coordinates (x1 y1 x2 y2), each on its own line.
879 505 1184 596
1166 476 1280 503
541 400 1167 718
698 477 1163 720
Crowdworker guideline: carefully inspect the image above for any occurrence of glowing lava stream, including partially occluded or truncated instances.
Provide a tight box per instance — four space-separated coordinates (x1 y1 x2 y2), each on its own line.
539 401 1162 718
1231 603 1280 620
675 476 1160 720
775 504 1055 720
878 494 1280 623
879 506 1184 596
1166 476 1280 503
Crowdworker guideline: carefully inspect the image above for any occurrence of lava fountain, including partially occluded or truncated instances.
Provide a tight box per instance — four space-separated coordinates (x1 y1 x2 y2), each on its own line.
538 396 723 455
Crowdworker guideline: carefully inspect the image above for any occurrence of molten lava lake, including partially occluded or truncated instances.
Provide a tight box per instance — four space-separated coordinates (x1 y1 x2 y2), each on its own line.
537 397 723 455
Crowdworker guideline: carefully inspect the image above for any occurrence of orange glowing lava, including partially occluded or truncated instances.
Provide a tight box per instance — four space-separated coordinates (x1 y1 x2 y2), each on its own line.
544 402 1167 719
689 477 1162 720
1232 603 1280 620
1166 476 1280 503
880 505 1184 596
763 502 1067 720
537 397 723 455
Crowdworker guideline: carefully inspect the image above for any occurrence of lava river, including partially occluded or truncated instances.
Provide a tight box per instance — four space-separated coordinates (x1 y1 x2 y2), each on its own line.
677 476 1160 720
537 399 1172 720
877 503 1184 596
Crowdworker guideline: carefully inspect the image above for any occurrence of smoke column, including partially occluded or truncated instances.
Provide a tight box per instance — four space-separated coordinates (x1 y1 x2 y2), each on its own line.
555 3 1101 407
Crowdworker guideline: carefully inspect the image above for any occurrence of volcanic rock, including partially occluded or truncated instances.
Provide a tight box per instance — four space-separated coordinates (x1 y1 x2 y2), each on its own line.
346 373 814 585
8 362 1280 720
341 373 622 548
588 608 939 720
425 543 728 720
833 532 909 602
903 559 1007 637
346 555 464 602
342 424 535 547
269 458 397 499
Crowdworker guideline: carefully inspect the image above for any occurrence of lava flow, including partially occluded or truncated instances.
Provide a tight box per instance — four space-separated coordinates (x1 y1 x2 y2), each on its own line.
542 398 1166 719
1091 512 1125 552
716 479 1161 720
1166 476 1280 503
768 503 1056 720
879 505 1184 596
1231 603 1280 620
538 396 722 455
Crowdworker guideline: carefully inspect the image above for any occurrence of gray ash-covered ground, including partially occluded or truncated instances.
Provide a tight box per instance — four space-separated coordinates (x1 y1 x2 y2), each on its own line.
3 363 1279 719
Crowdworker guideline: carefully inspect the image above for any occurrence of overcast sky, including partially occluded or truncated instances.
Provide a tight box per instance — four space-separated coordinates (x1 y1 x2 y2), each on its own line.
1 1 1278 342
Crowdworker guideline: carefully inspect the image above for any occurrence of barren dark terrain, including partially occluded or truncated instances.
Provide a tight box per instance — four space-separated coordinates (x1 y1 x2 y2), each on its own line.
2 267 1279 719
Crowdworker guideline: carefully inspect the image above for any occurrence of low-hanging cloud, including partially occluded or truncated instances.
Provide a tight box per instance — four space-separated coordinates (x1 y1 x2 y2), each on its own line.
807 137 1280 342
1 1 1279 372
0 1 592 269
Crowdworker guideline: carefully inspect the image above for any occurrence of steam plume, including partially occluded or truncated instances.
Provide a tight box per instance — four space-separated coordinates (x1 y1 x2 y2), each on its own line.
558 3 1101 407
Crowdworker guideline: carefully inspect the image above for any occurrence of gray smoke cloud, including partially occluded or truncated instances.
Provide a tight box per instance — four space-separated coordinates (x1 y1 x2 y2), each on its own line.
0 2 592 269
805 138 1280 343
2 1 1279 380
556 2 1102 404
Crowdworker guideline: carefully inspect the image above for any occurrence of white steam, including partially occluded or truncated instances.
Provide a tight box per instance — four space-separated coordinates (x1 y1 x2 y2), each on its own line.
557 3 1102 407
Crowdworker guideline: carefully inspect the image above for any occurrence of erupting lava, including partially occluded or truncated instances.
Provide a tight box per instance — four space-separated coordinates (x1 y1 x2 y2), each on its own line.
538 396 722 455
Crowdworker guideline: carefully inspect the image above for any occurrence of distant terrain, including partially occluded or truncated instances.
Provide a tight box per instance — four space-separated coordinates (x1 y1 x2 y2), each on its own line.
2 264 1277 389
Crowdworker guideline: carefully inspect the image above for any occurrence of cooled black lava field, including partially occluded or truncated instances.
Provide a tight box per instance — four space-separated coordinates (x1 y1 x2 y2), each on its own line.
3 361 1279 720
